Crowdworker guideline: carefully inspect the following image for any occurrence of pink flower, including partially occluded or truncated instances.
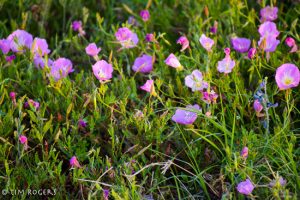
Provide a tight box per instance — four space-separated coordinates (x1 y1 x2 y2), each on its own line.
210 21 218 34
115 27 139 49
202 90 218 104
70 156 81 168
140 80 156 96
6 55 16 63
145 33 155 42
240 147 249 159
50 58 74 81
258 22 279 38
185 70 208 92
92 60 113 82
285 37 298 53
231 37 251 53
172 104 201 125
248 48 256 59
19 135 27 144
0 39 11 54
34 56 53 69
164 53 183 70
25 99 40 110
177 36 189 51
260 6 278 22
103 189 110 200
237 179 255 195
275 63 300 90
9 92 16 100
72 21 85 36
85 43 101 57
31 38 50 56
132 54 153 73
199 34 214 52
253 100 263 113
269 176 287 188
258 36 280 52
7 29 33 53
217 48 235 74
78 119 87 128
140 10 150 22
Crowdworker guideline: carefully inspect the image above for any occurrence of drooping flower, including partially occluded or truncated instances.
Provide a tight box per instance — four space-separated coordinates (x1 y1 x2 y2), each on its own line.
285 37 298 53
85 43 101 57
199 34 214 52
240 147 249 159
140 80 156 96
164 53 183 70
269 176 287 188
72 20 85 36
31 38 50 56
202 90 218 104
140 10 150 22
172 104 201 125
24 99 40 110
237 179 255 195
177 36 189 52
145 33 155 42
50 58 73 81
217 48 235 74
92 60 114 82
231 37 251 53
70 156 81 168
210 21 218 34
78 119 87 128
115 27 139 49
103 189 110 200
19 135 28 144
7 29 33 53
275 63 300 90
260 6 278 22
132 54 153 73
0 39 11 54
253 99 263 113
248 48 256 59
185 70 208 92
33 56 53 69
6 55 16 63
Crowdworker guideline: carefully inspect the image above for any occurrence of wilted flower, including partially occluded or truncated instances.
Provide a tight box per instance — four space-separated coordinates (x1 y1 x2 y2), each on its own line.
134 109 144 120
0 39 11 54
72 20 85 36
231 37 251 53
25 99 40 110
177 36 189 51
92 60 114 82
85 43 101 57
140 10 150 22
128 16 138 26
103 189 110 200
5 55 16 63
31 38 50 56
237 179 255 195
185 70 208 92
210 21 218 34
164 53 183 70
202 90 218 104
115 27 139 49
269 176 287 188
70 156 81 168
19 135 27 144
50 58 74 81
260 6 278 22
132 54 153 73
78 119 87 128
248 48 256 59
7 29 33 53
253 99 263 113
9 92 16 101
140 80 156 96
33 56 53 69
275 63 300 90
145 33 155 42
172 104 201 125
240 147 249 159
199 34 214 52
217 48 235 74
285 37 298 53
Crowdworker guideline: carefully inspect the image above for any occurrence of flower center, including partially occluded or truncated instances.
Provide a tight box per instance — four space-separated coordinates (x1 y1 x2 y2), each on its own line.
283 76 293 85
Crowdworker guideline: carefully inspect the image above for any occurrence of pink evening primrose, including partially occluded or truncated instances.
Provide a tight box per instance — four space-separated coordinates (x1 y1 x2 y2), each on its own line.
72 20 85 36
177 36 189 52
140 80 156 96
31 37 50 56
248 48 256 59
253 99 263 113
258 21 279 38
202 90 218 104
0 39 11 54
115 27 139 49
275 63 300 90
185 70 208 92
33 56 53 69
145 33 155 42
231 37 251 53
237 179 255 195
172 104 201 125
25 99 40 110
19 135 27 144
6 55 16 63
240 147 249 159
199 34 214 52
7 29 33 53
217 48 235 74
258 36 280 52
70 156 81 168
85 43 101 57
164 53 183 70
132 54 154 73
285 37 298 53
50 58 74 81
140 10 150 22
92 60 114 82
260 6 278 22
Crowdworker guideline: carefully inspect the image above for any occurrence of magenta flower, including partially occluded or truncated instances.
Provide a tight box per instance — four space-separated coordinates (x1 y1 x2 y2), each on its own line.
115 27 139 49
78 119 87 128
25 99 40 110
140 80 156 96
72 20 85 36
240 147 249 159
92 60 113 82
248 48 256 59
285 37 298 53
33 56 53 69
275 63 300 90
260 6 278 22
140 10 150 22
70 156 81 168
103 189 110 200
9 92 16 101
185 70 208 92
217 48 235 74
31 38 50 56
177 36 189 52
0 39 11 54
145 33 155 42
50 58 74 81
199 34 214 52
237 179 254 195
164 53 183 70
253 100 263 113
19 135 28 144
210 21 218 34
85 43 101 57
132 54 153 73
7 29 33 53
5 55 16 63
172 104 201 125
231 37 251 53
269 176 287 188
202 90 218 104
